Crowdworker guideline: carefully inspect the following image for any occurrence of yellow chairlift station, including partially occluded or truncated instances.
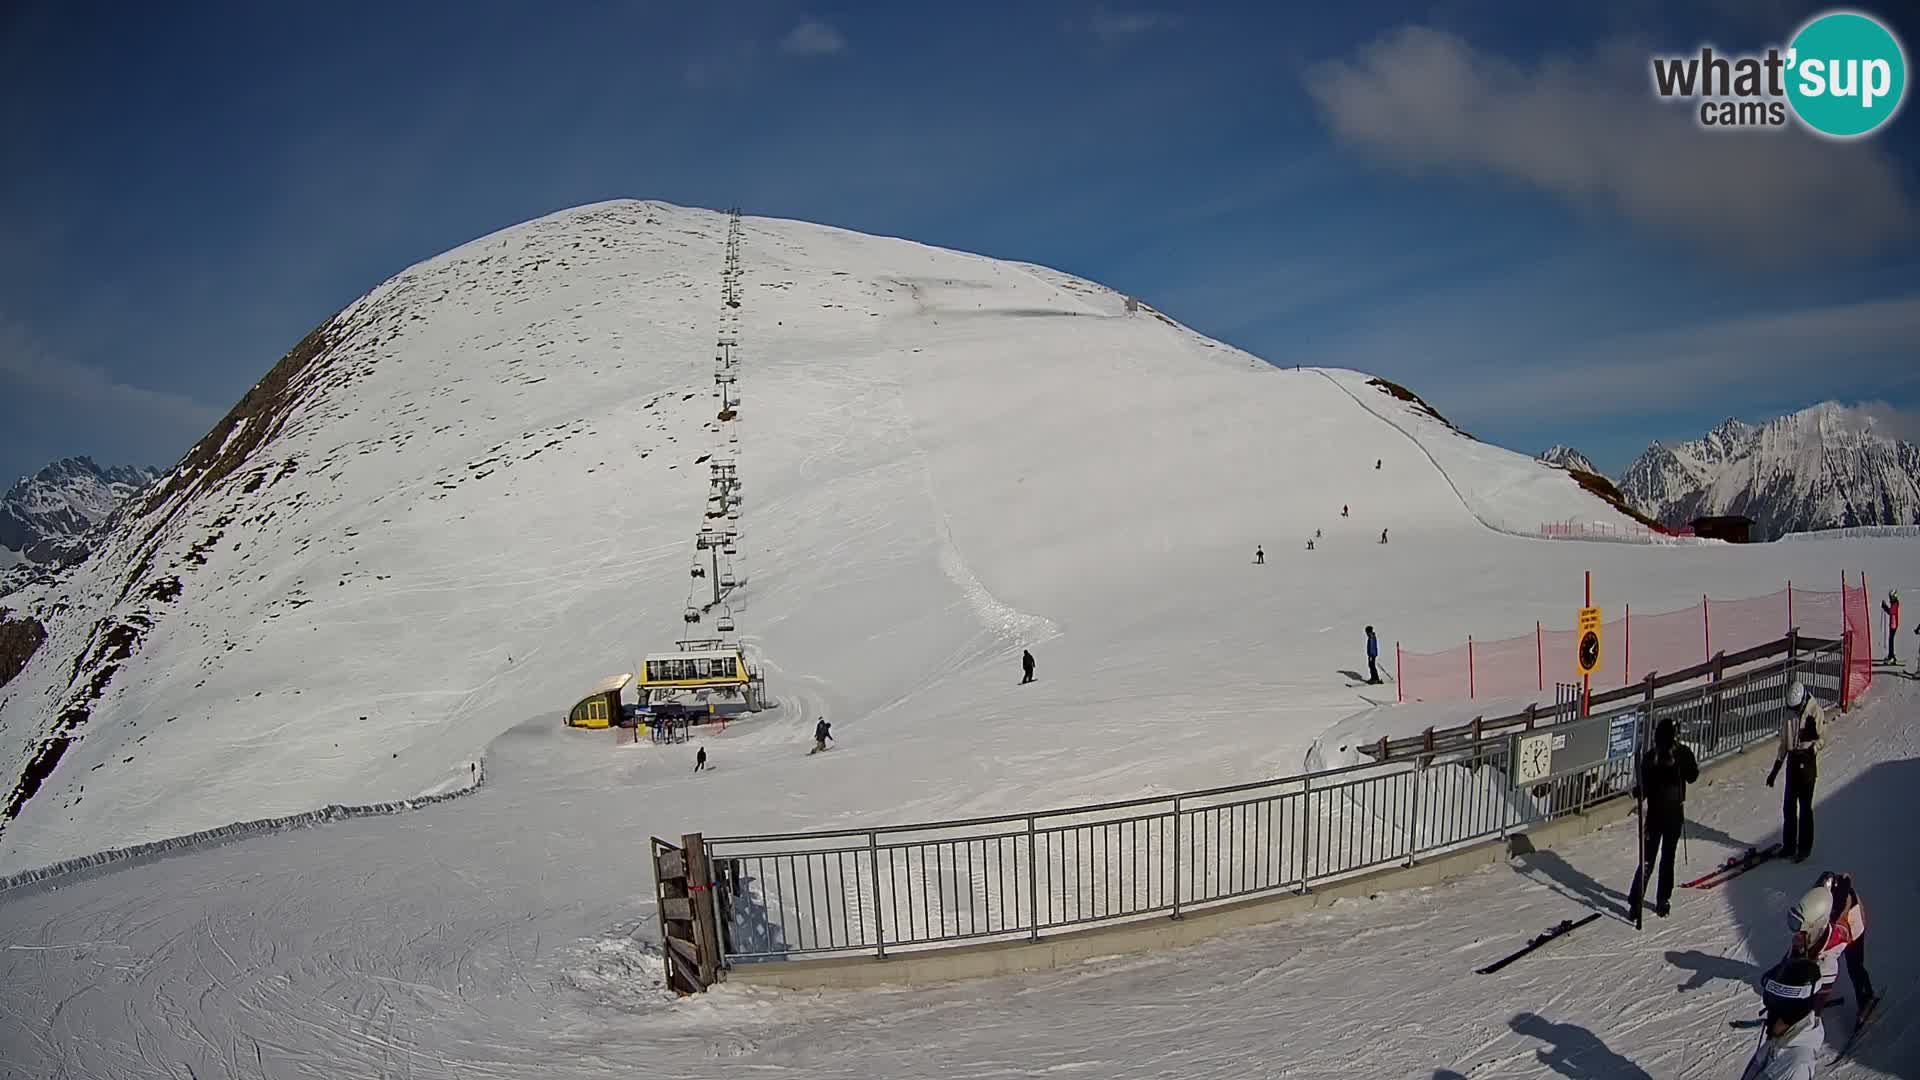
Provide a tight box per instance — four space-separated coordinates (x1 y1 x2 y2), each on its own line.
566 673 632 729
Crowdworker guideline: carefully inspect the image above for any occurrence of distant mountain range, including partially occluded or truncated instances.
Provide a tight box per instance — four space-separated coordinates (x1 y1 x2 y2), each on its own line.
1549 404 1920 541
1536 445 1599 476
1 457 163 583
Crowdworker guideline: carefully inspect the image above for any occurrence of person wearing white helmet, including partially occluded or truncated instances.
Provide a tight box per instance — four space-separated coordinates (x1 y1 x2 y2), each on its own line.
1766 681 1823 862
1740 955 1825 1079
1787 871 1878 1023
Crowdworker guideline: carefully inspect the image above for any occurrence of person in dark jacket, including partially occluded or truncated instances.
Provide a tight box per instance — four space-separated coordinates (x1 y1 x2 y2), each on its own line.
1365 626 1381 684
1629 716 1699 919
1021 649 1036 684
810 718 833 754
1255 546 1264 565
694 746 709 772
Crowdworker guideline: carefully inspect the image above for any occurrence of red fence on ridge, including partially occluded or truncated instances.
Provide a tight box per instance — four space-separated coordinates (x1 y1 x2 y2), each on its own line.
1398 576 1875 705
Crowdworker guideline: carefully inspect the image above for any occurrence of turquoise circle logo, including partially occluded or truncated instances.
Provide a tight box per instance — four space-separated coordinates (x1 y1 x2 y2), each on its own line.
1786 11 1907 138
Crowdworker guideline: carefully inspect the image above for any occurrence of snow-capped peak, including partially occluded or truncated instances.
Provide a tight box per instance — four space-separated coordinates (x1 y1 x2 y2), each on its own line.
0 457 164 568
1618 403 1920 538
1536 445 1599 476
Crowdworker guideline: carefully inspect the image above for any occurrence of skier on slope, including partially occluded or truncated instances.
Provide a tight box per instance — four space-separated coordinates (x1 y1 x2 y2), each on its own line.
1740 956 1825 1080
1881 590 1900 663
1628 716 1698 919
810 718 833 755
1380 528 1389 545
694 746 709 772
1306 538 1315 551
1365 626 1382 685
1786 871 1879 1023
1766 682 1823 862
1021 648 1036 684
1342 504 1349 518
1255 546 1265 565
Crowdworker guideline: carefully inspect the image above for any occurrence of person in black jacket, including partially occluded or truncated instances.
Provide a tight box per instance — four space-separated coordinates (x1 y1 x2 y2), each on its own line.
1629 716 1700 919
1021 649 1036 684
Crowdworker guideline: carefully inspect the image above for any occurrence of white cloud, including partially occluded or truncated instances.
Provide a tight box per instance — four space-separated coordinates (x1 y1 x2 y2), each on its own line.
779 19 848 57
0 314 223 438
1845 401 1920 444
1305 26 1917 263
1429 294 1920 419
1083 8 1182 43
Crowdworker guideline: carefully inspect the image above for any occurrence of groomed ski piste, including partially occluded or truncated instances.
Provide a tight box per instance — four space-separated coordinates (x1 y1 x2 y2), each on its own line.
0 201 1915 1077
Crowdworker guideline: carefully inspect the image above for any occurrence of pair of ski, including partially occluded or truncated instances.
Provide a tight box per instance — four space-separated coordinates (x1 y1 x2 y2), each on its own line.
1680 842 1784 891
1476 912 1603 974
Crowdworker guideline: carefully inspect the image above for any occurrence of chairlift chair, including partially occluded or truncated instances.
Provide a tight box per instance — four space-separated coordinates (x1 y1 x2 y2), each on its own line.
716 610 736 633
691 562 706 579
683 606 701 625
727 507 741 520
719 571 737 589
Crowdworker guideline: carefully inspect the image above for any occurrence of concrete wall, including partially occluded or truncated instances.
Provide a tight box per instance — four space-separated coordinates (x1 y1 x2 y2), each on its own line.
724 739 1772 991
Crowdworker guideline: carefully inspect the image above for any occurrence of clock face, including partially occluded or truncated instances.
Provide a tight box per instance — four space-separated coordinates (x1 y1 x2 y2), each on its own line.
1578 631 1600 673
1516 733 1553 784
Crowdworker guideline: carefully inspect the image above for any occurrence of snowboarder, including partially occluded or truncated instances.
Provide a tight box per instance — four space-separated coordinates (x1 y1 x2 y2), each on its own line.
1380 528 1389 545
1767 682 1823 862
1021 649 1036 684
1365 626 1381 685
1341 505 1349 518
694 746 708 772
1255 546 1265 565
1740 956 1825 1080
1882 591 1900 663
1787 871 1878 1019
1627 716 1698 919
810 718 833 754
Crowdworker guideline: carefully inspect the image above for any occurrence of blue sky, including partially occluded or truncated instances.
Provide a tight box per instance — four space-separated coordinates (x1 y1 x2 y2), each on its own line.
2 0 1917 483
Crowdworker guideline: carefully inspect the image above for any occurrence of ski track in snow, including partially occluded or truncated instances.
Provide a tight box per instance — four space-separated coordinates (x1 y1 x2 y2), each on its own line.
0 201 1916 1077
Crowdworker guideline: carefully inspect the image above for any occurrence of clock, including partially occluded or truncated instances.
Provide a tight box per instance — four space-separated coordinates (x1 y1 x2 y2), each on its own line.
1515 732 1554 785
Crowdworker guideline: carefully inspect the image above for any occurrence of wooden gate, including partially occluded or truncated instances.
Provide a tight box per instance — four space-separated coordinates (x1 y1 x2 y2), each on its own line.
651 833 725 994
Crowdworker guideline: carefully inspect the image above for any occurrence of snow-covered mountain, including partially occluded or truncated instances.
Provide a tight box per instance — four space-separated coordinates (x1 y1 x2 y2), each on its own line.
1536 445 1599 476
0 457 164 567
1618 405 1920 539
0 199 1764 871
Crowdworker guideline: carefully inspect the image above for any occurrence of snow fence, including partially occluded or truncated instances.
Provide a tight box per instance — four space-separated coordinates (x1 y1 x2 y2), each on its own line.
0 760 485 895
701 640 1846 967
1396 578 1866 705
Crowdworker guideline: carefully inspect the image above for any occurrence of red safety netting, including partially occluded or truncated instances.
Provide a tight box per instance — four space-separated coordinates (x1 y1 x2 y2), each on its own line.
1397 579 1859 705
1843 574 1872 706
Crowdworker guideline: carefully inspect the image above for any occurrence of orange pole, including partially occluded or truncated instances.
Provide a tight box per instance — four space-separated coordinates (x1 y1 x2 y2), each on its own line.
1624 603 1631 685
1584 571 1592 714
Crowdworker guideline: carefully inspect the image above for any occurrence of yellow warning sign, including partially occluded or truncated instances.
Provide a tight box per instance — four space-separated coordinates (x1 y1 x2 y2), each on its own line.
1577 606 1603 676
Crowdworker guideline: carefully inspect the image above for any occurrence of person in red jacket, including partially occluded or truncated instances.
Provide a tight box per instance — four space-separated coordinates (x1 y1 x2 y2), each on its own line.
1881 591 1900 664
1787 871 1879 1028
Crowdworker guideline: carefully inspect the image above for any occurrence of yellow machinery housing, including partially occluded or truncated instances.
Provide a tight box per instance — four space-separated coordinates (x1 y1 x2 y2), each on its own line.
567 673 632 729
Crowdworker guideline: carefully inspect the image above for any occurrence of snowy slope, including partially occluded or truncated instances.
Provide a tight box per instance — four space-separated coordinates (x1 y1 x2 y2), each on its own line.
2 651 1915 1079
1538 444 1599 475
1620 406 1920 539
0 200 1904 880
0 457 161 567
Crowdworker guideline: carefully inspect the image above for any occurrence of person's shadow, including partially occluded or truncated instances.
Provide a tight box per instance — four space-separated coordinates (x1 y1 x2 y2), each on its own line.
1664 949 1757 992
1509 1013 1654 1079
1507 835 1633 920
